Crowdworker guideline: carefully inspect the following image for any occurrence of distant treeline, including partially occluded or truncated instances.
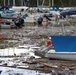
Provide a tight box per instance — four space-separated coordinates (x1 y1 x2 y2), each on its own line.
0 0 76 7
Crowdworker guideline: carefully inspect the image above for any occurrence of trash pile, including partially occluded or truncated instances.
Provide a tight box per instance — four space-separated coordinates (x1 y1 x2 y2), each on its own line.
0 24 76 75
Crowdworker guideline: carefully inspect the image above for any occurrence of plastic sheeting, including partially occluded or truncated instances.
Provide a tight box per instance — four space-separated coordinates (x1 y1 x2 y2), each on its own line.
51 36 76 52
60 8 76 16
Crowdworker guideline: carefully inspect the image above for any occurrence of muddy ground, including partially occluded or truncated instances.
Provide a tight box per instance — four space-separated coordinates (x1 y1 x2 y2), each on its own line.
0 24 76 74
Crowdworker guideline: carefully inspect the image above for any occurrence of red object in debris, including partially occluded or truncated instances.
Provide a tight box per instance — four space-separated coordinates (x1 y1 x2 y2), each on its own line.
0 34 2 39
46 40 52 46
0 18 2 23
43 17 47 22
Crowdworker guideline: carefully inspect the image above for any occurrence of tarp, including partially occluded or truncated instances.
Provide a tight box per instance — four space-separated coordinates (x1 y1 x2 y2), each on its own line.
60 8 76 16
50 6 57 11
51 36 76 52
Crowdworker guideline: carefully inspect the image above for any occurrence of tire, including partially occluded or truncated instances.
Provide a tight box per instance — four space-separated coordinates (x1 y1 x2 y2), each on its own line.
14 18 24 28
